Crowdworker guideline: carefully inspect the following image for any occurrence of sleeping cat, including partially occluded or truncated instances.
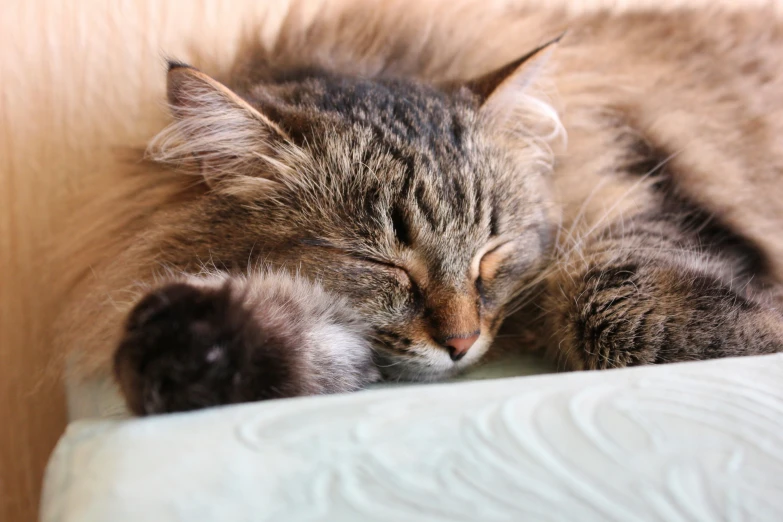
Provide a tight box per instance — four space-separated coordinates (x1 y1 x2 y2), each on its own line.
59 1 783 415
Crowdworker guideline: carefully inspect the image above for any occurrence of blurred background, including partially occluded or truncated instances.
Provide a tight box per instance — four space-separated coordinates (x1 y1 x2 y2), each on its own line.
1 0 777 520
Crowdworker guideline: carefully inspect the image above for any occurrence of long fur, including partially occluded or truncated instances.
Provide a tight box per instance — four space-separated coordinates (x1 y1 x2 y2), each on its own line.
8 0 782 516
50 0 783 414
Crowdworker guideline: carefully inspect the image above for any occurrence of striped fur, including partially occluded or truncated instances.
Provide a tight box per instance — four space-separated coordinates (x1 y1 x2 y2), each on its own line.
56 0 783 414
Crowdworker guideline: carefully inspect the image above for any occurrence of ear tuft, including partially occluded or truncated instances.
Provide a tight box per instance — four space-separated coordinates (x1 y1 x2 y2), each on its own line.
147 64 294 192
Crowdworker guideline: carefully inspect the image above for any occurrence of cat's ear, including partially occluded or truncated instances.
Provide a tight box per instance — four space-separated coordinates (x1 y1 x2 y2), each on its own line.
149 61 292 189
465 33 564 106
456 33 565 139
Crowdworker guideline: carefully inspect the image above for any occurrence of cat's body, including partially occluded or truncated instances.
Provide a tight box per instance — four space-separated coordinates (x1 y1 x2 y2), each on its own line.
57 2 783 414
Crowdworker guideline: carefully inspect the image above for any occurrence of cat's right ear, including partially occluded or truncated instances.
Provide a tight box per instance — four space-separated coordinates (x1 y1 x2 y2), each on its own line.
148 61 293 190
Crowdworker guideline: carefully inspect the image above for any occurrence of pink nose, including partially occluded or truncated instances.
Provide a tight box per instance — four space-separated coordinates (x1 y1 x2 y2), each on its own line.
444 333 480 361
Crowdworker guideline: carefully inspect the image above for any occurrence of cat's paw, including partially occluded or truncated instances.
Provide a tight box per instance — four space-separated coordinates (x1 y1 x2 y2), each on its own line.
114 275 378 415
115 281 271 414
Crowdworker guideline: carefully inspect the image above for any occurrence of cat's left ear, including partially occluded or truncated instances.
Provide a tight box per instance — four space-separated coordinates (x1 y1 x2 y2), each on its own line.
455 33 564 126
465 33 564 103
466 34 563 101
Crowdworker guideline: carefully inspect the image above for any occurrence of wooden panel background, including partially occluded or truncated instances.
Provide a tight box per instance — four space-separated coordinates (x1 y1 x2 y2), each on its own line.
0 0 776 520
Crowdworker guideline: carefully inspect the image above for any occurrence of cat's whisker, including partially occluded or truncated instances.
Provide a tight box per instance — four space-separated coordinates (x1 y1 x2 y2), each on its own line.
559 175 612 252
552 149 684 267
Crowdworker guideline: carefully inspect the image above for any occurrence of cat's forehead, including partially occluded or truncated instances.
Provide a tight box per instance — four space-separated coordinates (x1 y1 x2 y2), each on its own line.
273 74 494 216
261 73 518 268
326 136 495 274
268 73 476 153
320 111 492 235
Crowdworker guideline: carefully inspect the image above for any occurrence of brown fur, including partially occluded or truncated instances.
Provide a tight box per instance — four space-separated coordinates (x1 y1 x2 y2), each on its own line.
54 0 783 414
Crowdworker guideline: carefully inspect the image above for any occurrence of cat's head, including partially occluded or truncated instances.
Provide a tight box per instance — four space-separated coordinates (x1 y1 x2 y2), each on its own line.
149 40 562 381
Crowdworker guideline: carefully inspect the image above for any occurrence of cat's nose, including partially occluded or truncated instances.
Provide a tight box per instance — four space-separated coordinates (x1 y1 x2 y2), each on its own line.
444 332 480 361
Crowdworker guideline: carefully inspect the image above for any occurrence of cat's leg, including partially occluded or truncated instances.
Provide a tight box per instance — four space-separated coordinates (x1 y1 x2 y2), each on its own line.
113 272 380 415
541 218 783 370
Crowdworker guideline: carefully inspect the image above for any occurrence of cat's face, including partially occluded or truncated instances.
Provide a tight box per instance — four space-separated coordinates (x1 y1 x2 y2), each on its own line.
153 50 559 380
259 93 551 380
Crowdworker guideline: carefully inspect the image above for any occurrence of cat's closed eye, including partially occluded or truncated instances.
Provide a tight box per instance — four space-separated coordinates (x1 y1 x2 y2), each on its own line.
475 241 517 283
359 257 413 288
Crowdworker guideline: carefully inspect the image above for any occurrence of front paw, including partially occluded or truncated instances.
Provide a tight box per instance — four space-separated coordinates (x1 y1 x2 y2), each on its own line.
114 281 299 415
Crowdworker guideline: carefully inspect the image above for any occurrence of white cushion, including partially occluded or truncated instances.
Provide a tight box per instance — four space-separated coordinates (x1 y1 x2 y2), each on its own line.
43 354 783 521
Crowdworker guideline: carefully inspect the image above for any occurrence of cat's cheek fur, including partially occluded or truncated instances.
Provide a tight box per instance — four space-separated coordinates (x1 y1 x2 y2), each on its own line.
114 272 379 415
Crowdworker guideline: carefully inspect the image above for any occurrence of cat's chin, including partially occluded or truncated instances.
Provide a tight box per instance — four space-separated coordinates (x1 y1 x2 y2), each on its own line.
374 360 462 383
372 340 490 383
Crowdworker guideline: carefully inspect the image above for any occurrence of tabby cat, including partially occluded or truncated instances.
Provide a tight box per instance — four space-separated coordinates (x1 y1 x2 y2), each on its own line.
59 1 783 415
